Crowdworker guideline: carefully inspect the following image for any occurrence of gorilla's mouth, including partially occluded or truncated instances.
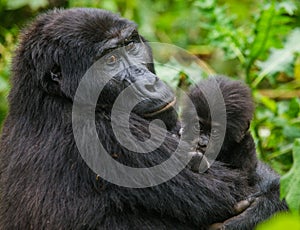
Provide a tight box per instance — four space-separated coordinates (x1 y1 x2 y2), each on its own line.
143 98 176 118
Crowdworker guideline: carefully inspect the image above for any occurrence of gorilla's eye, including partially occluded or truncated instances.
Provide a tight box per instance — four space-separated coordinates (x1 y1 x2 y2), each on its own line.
126 42 139 54
126 42 134 50
211 128 219 136
106 55 117 65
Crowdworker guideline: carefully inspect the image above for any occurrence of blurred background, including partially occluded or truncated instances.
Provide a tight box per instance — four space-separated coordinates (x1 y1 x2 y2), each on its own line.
0 0 300 225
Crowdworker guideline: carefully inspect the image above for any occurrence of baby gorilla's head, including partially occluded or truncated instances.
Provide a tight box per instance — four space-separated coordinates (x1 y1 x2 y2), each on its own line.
182 76 256 171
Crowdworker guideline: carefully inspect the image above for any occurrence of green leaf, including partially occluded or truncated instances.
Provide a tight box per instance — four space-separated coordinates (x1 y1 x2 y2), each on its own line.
257 28 300 80
278 2 297 15
283 126 300 139
254 91 277 113
247 3 276 62
280 138 300 213
0 76 9 93
154 61 180 90
286 98 300 118
256 213 300 230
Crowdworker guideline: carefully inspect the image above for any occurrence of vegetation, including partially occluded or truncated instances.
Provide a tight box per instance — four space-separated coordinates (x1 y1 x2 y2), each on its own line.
0 0 300 226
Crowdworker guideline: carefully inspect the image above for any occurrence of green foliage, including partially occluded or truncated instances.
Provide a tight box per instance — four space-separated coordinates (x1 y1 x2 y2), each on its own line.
256 28 300 87
280 139 300 214
252 95 300 173
195 0 246 61
194 0 298 84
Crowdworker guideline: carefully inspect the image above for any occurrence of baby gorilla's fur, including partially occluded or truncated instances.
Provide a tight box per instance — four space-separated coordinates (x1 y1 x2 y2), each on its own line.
183 76 258 184
182 76 288 229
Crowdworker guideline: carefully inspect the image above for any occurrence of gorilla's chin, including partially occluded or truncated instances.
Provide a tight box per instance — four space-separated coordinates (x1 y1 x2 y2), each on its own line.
144 107 178 132
139 98 178 131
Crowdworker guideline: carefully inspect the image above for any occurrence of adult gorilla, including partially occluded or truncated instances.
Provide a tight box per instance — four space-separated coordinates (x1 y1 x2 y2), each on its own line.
0 8 285 229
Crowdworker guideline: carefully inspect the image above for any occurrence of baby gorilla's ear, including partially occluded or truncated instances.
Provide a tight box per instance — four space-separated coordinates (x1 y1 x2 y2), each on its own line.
246 121 250 132
233 121 250 143
235 130 246 143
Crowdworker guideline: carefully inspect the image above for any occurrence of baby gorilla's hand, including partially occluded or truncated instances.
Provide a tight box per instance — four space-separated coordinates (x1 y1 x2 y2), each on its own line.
187 151 210 173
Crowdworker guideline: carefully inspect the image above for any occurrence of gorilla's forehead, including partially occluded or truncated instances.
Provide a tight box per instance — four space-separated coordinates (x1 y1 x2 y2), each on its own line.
40 8 137 43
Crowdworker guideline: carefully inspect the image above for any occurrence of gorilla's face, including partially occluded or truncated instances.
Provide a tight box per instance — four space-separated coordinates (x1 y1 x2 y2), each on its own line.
182 77 254 155
20 8 177 126
94 29 176 118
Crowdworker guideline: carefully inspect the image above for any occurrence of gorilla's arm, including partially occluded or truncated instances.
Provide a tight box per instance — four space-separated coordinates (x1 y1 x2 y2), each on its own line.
209 162 288 230
120 164 247 227
91 114 249 228
1 116 248 229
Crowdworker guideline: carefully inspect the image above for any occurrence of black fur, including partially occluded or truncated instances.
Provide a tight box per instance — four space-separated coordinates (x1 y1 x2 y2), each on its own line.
182 76 288 229
0 9 287 230
183 77 258 182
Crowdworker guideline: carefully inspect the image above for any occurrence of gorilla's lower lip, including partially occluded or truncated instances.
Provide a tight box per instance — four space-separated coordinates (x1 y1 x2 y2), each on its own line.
143 98 176 117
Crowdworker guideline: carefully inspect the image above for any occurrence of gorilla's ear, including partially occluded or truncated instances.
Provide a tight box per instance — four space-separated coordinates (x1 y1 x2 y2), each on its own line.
41 64 63 96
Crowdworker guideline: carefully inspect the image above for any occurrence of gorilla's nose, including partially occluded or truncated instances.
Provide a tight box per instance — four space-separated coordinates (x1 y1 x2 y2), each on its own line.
136 71 170 97
144 78 166 94
144 76 159 93
199 136 209 147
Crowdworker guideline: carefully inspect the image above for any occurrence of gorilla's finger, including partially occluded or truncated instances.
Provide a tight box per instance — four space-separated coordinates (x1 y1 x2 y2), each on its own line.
208 222 225 230
234 195 261 214
234 199 251 214
187 151 210 172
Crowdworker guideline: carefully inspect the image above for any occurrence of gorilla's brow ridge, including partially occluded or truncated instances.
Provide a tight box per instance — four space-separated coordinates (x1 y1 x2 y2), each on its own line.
98 28 141 58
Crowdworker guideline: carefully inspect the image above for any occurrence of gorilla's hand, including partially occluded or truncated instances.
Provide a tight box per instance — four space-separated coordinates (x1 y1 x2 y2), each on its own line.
187 151 210 172
208 196 257 230
208 160 289 230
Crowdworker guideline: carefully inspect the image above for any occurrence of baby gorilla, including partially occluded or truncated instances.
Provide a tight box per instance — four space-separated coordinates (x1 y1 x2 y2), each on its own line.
183 76 258 184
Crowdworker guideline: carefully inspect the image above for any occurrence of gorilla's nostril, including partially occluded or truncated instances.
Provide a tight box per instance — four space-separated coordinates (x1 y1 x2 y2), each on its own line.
199 142 207 147
145 84 156 92
135 69 142 74
199 137 209 147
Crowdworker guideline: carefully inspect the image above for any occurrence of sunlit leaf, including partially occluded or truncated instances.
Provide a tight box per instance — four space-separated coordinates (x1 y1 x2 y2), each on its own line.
294 56 300 80
257 29 300 78
278 2 297 15
254 91 277 113
257 213 300 230
0 77 9 92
